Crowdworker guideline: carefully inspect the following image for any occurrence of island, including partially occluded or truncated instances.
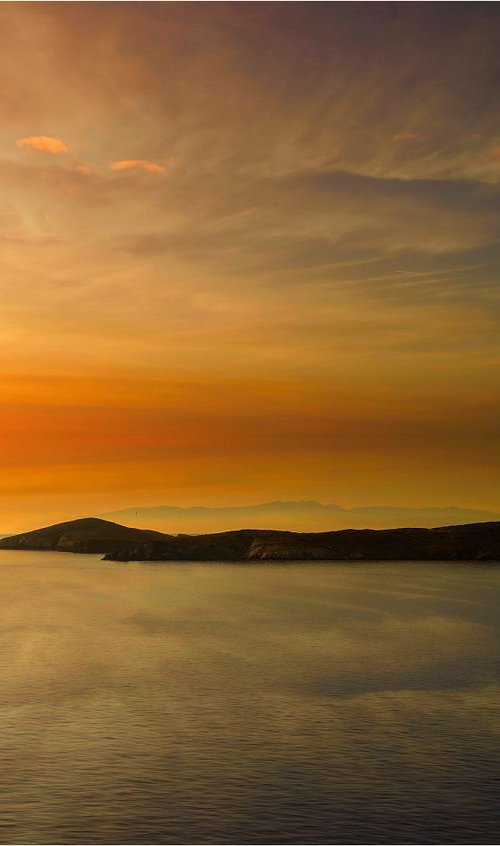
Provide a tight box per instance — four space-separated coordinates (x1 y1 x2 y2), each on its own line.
0 517 499 561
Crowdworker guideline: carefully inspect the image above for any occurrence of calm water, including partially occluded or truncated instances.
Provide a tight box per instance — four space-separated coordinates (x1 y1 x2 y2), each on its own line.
2 553 500 844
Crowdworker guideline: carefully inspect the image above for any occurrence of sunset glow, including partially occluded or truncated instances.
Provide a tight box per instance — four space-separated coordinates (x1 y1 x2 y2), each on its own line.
1 3 499 532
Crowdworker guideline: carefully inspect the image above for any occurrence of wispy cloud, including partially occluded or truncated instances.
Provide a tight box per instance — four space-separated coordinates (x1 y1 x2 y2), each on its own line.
1 3 500 524
16 135 69 155
392 131 425 143
110 160 165 174
483 145 500 163
74 163 93 175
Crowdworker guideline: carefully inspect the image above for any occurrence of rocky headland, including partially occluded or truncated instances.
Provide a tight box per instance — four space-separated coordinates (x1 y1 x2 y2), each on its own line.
0 517 499 561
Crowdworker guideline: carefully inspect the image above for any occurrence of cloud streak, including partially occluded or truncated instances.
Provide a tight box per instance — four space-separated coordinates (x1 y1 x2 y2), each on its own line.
110 159 165 174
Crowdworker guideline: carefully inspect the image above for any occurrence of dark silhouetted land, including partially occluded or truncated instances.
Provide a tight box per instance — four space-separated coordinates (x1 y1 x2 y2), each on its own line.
0 517 500 561
0 518 165 555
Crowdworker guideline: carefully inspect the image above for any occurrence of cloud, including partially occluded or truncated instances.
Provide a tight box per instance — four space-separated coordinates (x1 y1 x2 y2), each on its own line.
392 131 425 143
123 167 500 287
109 159 165 174
16 135 69 155
74 163 93 175
483 145 500 163
1 3 500 523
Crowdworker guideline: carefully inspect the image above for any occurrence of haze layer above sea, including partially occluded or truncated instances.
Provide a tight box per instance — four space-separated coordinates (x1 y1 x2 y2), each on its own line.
99 501 500 535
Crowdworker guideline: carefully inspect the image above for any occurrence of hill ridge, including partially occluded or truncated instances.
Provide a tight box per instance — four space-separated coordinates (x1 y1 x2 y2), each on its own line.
0 517 499 562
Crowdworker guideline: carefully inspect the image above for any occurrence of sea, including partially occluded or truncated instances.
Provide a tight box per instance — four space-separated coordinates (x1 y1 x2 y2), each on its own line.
2 551 500 844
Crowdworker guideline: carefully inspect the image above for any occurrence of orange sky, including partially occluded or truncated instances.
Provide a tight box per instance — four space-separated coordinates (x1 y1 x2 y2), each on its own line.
1 3 499 532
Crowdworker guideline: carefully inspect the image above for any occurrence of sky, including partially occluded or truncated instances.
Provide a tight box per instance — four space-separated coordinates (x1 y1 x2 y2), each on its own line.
1 2 500 532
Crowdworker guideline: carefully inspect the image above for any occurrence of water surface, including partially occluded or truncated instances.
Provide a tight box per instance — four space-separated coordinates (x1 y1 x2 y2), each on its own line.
2 553 500 843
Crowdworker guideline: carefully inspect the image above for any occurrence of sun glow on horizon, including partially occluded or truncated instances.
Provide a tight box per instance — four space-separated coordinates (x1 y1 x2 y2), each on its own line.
0 3 499 531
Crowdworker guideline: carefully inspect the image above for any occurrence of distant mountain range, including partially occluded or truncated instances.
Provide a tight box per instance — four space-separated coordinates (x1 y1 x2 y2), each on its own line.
1 517 500 562
98 501 500 534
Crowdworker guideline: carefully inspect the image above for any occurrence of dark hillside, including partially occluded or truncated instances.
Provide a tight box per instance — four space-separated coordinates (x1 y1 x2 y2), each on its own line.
0 517 166 555
1 518 499 561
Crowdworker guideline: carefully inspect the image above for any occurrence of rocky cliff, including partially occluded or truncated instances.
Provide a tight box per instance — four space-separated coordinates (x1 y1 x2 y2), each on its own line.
103 522 500 562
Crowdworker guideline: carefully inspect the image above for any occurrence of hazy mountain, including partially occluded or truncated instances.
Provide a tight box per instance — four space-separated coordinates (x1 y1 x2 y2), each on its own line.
1 517 500 562
98 501 500 534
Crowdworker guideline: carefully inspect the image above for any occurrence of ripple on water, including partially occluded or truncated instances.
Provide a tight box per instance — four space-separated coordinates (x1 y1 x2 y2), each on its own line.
1 555 500 843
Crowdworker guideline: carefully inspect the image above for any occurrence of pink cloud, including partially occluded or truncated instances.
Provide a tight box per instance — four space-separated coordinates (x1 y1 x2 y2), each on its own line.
110 159 165 174
16 135 69 155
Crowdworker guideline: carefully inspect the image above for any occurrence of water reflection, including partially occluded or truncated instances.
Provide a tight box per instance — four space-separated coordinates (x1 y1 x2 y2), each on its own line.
1 553 500 843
